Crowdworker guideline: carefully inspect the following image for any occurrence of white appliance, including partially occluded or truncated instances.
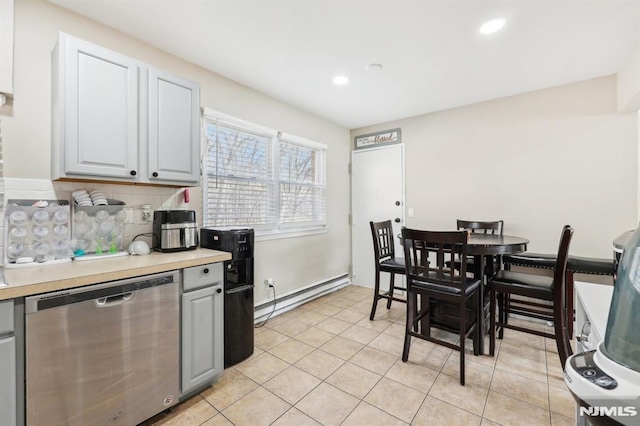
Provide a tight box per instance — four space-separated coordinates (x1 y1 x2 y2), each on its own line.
565 229 640 426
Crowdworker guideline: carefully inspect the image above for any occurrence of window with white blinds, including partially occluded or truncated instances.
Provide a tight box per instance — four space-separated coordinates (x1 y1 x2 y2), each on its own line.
279 135 326 228
203 111 327 233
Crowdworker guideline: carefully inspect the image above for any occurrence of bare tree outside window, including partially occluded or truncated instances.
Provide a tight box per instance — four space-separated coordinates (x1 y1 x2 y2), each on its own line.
203 117 326 232
280 141 325 224
204 123 276 227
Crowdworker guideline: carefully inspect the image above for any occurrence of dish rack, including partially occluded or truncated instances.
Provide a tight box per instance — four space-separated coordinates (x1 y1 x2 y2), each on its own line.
4 199 72 267
71 199 126 257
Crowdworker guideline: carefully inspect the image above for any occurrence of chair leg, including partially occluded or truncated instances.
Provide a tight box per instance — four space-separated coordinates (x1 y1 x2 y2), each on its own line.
498 292 508 339
473 291 480 356
486 255 495 279
387 273 395 309
414 294 420 332
422 297 432 338
402 292 416 362
369 269 381 321
496 292 502 340
490 286 497 356
459 301 466 386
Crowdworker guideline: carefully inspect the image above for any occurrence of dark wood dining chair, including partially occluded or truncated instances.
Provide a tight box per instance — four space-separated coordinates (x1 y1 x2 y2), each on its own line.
401 228 481 385
489 225 574 368
457 219 503 235
454 219 504 277
369 220 407 320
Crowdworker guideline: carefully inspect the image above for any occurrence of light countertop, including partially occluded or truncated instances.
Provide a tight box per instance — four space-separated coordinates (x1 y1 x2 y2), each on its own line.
0 248 231 300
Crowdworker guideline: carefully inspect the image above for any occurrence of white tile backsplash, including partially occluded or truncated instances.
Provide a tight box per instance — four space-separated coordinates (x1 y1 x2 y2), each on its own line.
2 178 203 263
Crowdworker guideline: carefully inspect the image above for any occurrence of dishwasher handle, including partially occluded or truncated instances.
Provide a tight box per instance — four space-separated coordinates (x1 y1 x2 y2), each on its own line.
95 292 135 307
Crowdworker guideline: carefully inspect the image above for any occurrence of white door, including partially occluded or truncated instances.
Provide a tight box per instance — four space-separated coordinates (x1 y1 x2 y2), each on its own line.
351 144 405 288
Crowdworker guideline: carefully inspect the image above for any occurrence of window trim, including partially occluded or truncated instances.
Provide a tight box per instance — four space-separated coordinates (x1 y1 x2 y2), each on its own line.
202 108 328 239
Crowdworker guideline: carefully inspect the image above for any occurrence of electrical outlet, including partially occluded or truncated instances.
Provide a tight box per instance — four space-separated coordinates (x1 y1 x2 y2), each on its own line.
141 204 151 222
265 278 274 286
123 208 134 224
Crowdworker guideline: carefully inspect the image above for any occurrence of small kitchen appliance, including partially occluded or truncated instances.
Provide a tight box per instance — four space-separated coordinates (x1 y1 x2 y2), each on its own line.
153 210 199 252
565 228 640 425
200 228 254 367
25 271 180 425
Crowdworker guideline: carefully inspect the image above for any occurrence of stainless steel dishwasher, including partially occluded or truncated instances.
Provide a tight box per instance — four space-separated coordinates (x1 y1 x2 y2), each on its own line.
25 271 180 426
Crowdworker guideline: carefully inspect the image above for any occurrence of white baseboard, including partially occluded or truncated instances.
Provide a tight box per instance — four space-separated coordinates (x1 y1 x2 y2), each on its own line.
254 273 350 322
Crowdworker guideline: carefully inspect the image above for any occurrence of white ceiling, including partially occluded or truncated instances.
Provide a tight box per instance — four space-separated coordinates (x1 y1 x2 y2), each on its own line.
48 0 640 129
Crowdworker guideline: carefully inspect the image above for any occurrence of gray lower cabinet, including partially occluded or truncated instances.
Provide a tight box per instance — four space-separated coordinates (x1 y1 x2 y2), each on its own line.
0 337 16 426
0 299 16 426
181 264 224 396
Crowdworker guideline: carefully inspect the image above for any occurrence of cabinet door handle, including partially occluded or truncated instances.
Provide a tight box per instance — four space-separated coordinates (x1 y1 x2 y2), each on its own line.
152 172 159 177
216 288 222 294
130 170 137 176
203 268 209 274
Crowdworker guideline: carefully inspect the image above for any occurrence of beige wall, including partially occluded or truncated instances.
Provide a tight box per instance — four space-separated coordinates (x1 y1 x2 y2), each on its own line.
617 6 640 112
352 76 638 258
0 0 351 303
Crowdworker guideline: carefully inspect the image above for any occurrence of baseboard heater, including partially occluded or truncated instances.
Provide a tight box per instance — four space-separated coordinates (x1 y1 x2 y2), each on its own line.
254 273 350 322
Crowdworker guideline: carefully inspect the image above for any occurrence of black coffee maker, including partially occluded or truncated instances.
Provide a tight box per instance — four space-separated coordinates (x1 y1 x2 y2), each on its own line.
200 228 254 367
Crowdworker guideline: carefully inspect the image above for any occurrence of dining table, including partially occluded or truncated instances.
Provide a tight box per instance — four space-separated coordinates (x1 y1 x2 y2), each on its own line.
399 232 529 355
464 234 529 353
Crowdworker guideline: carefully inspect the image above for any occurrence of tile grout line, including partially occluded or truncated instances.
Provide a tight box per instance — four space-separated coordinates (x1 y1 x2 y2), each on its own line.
159 286 572 425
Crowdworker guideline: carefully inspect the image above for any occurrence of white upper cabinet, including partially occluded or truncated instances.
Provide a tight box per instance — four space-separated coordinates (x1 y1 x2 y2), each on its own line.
52 33 201 186
148 68 200 183
53 35 139 180
0 0 14 96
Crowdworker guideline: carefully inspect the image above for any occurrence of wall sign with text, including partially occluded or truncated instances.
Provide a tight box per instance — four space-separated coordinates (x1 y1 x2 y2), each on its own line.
354 128 401 150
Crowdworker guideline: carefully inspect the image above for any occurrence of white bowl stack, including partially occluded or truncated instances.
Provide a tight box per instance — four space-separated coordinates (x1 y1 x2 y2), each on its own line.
72 189 108 206
90 190 108 206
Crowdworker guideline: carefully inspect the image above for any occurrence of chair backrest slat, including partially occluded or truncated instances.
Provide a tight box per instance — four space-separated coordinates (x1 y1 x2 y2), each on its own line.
457 219 504 236
402 228 469 292
370 220 396 262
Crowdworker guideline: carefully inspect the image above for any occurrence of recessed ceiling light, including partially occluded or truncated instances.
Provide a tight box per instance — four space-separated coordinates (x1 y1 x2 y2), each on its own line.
479 18 506 34
333 75 349 85
366 63 384 72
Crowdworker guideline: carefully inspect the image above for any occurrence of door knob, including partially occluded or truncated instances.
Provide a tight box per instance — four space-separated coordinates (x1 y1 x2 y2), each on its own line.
394 218 401 223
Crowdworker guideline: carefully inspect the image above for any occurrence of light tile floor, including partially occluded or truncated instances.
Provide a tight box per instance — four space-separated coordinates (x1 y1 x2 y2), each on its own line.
145 285 577 426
